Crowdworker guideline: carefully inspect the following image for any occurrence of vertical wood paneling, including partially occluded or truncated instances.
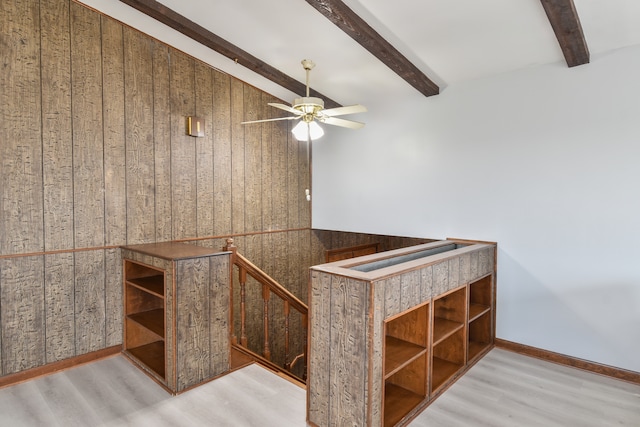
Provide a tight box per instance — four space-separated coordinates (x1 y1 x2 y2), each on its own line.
329 277 368 426
0 0 43 254
231 80 245 234
45 253 75 362
384 276 402 318
244 86 262 232
153 43 172 243
209 256 230 375
124 27 155 244
104 248 122 347
41 0 73 252
213 70 232 235
0 0 312 380
195 62 214 238
460 252 472 284
0 257 45 375
176 257 210 389
170 51 197 240
102 17 126 246
213 71 232 235
74 251 105 354
401 270 422 312
308 271 332 424
433 261 450 296
449 257 460 289
261 94 274 230
287 130 300 229
421 265 433 300
299 138 311 227
71 3 104 248
272 118 289 230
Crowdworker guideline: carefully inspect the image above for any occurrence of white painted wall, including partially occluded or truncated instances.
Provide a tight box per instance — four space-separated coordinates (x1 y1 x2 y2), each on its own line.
312 45 640 373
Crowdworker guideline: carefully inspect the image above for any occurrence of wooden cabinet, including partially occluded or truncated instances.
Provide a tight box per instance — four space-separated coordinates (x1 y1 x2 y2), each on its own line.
122 242 231 394
308 240 496 427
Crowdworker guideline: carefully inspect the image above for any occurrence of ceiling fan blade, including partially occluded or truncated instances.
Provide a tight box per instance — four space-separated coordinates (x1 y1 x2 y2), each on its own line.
321 104 367 117
321 116 365 129
268 102 303 116
241 116 299 125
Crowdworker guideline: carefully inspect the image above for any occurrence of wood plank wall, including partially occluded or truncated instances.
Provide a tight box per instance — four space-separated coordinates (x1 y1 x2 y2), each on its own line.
0 0 311 378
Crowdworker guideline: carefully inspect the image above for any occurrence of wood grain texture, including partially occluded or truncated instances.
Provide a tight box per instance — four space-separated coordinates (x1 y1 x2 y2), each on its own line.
328 276 368 426
44 253 76 363
170 51 197 240
41 0 73 252
0 257 46 375
432 261 449 296
124 27 156 244
308 271 332 425
212 71 233 236
209 256 230 376
1 0 314 382
74 251 106 354
231 80 246 235
195 62 215 238
0 0 44 254
153 42 172 243
70 2 105 249
176 257 211 389
244 85 263 233
287 131 300 229
102 16 127 247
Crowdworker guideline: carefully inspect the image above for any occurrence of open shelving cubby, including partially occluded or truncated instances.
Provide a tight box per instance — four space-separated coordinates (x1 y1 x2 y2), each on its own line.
124 260 166 381
431 285 466 394
468 274 493 361
383 302 429 427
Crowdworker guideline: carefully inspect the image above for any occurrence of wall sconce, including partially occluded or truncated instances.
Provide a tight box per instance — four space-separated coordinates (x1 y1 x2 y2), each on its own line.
186 116 205 137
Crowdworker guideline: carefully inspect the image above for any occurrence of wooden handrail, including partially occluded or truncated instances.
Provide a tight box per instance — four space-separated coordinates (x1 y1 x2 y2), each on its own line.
224 238 308 381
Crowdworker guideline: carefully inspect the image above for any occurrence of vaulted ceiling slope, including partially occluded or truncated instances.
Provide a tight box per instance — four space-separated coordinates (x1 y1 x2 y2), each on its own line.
82 0 640 106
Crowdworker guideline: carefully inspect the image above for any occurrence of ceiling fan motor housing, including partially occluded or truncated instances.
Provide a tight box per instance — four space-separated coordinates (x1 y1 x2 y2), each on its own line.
293 97 325 122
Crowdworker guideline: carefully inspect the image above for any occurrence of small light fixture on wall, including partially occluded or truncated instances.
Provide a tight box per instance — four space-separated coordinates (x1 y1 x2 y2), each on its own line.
186 116 205 137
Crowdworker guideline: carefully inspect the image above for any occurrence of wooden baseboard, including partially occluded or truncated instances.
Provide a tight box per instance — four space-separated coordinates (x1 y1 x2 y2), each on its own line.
0 345 122 389
495 338 640 385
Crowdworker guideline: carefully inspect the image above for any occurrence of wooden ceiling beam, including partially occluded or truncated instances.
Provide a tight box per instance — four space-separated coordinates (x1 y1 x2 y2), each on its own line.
118 0 341 108
540 0 589 67
304 0 440 97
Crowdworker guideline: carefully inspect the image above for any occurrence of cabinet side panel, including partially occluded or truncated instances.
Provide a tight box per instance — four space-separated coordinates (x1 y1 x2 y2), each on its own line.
478 247 495 278
209 255 230 376
308 271 332 425
370 281 386 427
176 257 211 391
328 277 368 426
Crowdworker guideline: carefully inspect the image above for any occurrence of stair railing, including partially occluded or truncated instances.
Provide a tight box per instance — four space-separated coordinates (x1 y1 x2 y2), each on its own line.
223 238 308 382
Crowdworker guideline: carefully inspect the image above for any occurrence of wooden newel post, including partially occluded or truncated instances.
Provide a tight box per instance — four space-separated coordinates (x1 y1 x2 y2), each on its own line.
223 237 237 261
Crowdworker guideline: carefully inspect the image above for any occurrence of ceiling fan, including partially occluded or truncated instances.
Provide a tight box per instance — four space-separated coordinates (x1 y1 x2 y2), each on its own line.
241 59 367 141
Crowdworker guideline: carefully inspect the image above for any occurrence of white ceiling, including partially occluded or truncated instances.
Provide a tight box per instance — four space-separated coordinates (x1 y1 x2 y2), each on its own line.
81 0 640 108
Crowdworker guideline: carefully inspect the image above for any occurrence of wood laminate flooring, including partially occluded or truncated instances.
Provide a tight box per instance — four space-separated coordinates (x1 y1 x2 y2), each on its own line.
0 348 638 426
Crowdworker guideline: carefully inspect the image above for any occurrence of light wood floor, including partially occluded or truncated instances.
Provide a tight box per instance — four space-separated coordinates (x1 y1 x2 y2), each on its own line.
0 348 638 426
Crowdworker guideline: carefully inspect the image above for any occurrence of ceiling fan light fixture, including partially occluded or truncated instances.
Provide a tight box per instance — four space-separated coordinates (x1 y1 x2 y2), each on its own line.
292 120 324 141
